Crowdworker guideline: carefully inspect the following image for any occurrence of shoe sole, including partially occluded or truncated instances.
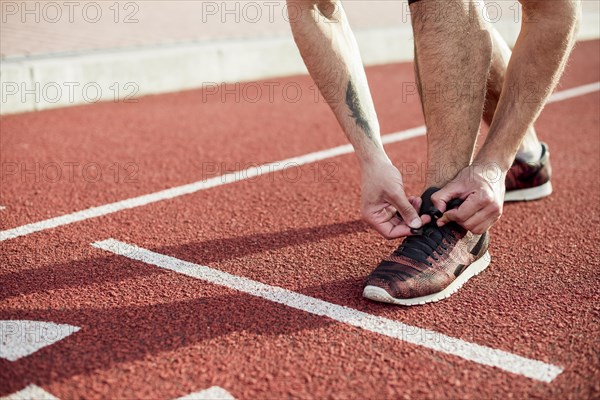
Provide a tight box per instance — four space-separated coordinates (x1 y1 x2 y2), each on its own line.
362 250 491 306
504 181 552 202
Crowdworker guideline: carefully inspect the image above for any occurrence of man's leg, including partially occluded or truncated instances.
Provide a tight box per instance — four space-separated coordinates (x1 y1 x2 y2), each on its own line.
433 0 579 230
475 0 579 169
410 0 492 189
362 0 494 306
483 27 542 162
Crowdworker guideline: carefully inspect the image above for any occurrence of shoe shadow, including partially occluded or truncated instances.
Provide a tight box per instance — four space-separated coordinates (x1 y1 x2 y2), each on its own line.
158 219 370 265
0 219 370 301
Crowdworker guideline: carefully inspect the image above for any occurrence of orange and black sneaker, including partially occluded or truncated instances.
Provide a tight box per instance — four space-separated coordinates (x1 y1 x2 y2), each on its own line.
504 142 552 202
363 187 490 306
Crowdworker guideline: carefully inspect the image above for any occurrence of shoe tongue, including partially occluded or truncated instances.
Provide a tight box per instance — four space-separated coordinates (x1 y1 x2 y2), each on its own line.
419 187 441 216
419 186 464 217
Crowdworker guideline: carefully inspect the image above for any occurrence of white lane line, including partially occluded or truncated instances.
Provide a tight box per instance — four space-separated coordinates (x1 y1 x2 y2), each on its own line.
2 82 598 242
92 238 564 383
548 81 600 103
176 387 235 400
1 384 59 400
0 320 80 361
0 383 234 400
0 127 421 243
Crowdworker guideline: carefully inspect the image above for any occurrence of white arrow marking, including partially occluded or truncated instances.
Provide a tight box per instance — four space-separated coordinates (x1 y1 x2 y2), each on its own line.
0 320 80 361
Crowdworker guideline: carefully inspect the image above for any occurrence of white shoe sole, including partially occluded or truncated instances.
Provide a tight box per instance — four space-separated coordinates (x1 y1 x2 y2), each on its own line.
504 181 552 202
363 251 491 306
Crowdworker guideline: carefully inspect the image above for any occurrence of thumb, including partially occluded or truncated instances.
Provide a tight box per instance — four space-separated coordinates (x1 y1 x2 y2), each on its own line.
389 190 422 229
431 184 461 213
437 208 459 226
408 195 422 211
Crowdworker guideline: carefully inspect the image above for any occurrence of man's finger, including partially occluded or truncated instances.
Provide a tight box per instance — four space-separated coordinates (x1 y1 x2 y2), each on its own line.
388 223 413 238
420 214 433 225
464 206 502 233
383 205 397 222
372 220 412 239
408 196 431 223
470 217 500 235
390 213 403 227
460 210 493 233
388 190 422 229
437 197 483 226
408 196 422 211
431 184 463 213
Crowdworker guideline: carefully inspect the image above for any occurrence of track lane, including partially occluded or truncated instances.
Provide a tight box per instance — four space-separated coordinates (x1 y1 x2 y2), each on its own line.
1 89 598 397
92 237 564 383
1 40 598 399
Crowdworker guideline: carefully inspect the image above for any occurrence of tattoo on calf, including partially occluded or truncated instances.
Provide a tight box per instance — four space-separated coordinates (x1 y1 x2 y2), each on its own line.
345 80 374 140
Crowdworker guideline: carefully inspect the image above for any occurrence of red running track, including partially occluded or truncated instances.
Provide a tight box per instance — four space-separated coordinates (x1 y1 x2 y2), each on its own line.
1 40 599 399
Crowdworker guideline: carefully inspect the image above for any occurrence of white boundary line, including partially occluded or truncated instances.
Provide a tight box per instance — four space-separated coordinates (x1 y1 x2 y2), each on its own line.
176 386 235 400
1 384 59 400
548 81 600 102
1 384 235 400
1 82 598 242
92 238 563 383
0 126 421 242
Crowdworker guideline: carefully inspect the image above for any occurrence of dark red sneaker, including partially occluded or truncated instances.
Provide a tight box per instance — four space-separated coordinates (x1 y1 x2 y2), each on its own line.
363 187 490 306
504 142 552 202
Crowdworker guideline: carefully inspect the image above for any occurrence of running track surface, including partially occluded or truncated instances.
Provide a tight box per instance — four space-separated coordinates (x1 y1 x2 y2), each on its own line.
1 40 599 399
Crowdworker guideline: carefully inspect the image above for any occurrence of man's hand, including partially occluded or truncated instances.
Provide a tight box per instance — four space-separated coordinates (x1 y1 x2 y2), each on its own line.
360 159 422 239
431 164 506 234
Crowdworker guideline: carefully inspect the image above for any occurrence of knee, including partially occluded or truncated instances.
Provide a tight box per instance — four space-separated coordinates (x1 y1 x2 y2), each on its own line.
286 0 339 18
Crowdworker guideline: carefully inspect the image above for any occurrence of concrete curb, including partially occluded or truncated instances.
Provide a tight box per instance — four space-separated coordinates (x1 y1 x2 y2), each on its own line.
1 21 598 115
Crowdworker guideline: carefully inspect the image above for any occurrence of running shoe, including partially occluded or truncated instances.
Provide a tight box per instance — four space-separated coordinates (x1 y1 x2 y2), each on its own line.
363 187 490 306
504 142 552 202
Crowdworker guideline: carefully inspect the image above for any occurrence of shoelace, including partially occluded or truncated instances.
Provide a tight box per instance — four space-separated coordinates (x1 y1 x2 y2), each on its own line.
394 193 463 266
395 219 455 266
